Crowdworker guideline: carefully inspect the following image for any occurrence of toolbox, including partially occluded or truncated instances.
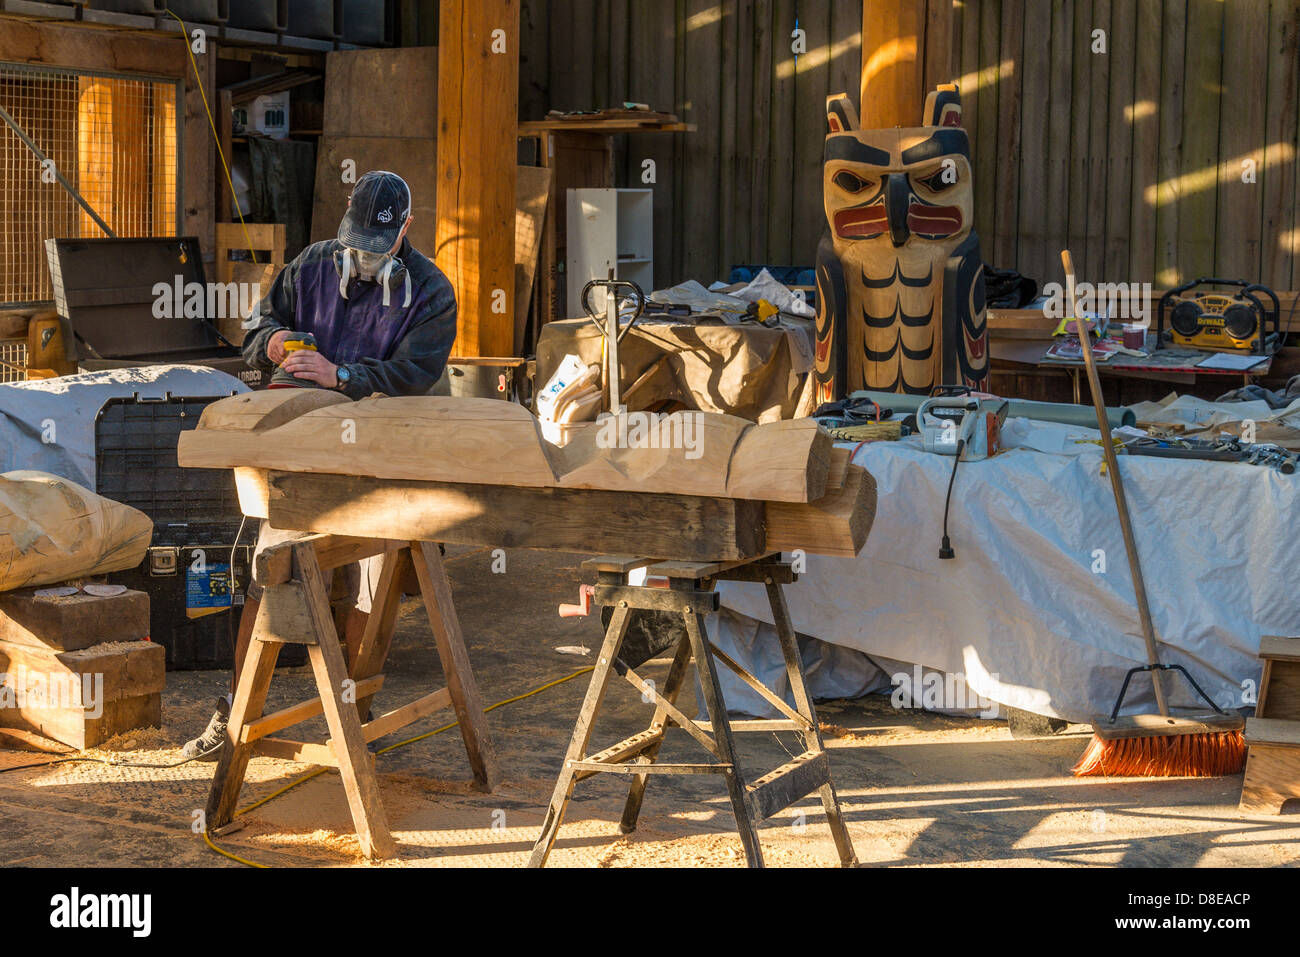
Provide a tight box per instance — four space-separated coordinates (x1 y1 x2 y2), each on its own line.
45 236 267 390
94 393 303 670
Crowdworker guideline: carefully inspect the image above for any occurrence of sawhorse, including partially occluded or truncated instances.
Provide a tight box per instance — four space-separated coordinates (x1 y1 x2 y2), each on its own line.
529 553 858 867
206 534 498 859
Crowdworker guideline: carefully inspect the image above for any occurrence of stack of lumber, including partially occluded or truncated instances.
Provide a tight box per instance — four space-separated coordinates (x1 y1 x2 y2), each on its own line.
178 392 876 561
1 471 153 592
0 587 163 751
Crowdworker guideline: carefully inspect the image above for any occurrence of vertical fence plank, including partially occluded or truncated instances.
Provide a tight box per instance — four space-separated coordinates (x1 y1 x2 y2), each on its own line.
1127 0 1161 283
957 0 980 151
1016 0 1050 283
723 0 753 276
974 0 1001 244
750 0 774 266
1103 0 1135 281
1215 0 1268 281
1083 0 1110 283
1045 0 1074 268
681 0 724 281
1067 0 1093 278
1262 0 1300 292
626 0 677 288
1154 0 1186 287
519 0 550 121
792 0 831 269
1177 0 1224 281
992 0 1023 268
766 0 797 265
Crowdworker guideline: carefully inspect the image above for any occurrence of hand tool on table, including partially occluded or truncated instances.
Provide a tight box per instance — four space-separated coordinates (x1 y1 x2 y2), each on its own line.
580 276 645 413
1062 249 1245 778
915 386 1009 561
1123 435 1297 473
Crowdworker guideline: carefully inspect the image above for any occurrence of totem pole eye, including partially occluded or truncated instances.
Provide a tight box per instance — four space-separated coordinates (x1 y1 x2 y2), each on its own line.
832 170 870 193
915 168 955 192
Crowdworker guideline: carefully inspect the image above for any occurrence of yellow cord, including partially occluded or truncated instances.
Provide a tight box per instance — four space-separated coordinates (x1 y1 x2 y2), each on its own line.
163 8 258 264
203 666 595 866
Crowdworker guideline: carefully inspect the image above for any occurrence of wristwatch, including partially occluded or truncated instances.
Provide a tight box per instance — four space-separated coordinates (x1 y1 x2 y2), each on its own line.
335 365 352 391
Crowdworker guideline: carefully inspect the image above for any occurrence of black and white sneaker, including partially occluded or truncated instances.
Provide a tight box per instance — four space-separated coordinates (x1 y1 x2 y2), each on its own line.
182 696 231 761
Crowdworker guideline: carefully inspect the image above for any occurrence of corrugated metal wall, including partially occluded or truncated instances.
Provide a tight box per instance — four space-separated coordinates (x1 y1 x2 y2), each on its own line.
520 0 1300 295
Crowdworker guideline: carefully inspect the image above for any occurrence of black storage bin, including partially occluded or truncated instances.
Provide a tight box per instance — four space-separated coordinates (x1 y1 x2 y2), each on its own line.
167 0 225 23
227 0 282 31
341 0 387 45
94 393 303 670
46 236 267 389
286 0 337 39
87 0 162 14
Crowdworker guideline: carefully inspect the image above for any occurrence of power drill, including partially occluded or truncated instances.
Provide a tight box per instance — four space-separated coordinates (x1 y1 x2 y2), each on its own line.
269 332 322 389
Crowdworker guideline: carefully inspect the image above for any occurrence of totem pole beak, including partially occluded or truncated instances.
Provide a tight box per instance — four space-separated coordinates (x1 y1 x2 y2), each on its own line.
885 173 911 248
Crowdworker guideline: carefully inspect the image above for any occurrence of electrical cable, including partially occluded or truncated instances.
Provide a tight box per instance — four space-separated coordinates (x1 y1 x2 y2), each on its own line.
202 665 596 867
938 438 965 560
163 8 259 265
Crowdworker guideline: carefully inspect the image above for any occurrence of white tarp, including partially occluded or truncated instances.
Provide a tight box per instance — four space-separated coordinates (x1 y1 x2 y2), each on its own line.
717 419 1299 722
0 365 248 488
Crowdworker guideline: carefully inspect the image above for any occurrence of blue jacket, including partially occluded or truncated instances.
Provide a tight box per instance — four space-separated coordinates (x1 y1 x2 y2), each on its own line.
242 238 457 398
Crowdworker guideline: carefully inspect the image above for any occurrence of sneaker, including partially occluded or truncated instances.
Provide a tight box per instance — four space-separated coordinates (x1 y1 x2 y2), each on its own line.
182 697 231 761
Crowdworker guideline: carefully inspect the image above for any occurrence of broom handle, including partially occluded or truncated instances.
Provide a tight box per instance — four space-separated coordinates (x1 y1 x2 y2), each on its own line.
1061 251 1169 717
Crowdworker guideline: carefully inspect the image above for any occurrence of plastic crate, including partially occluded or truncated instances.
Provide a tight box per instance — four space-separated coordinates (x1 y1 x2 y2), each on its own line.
93 393 303 670
95 394 241 533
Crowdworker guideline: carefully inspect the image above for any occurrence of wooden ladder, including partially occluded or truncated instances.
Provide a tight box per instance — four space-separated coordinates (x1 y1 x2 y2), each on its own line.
529 553 858 867
205 535 498 859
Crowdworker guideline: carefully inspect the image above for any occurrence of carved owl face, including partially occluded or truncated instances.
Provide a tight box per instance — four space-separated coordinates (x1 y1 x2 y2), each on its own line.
823 90 974 257
814 87 988 396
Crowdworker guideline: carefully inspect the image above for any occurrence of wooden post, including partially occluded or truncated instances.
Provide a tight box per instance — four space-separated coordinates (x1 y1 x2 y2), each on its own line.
859 0 951 129
436 0 520 359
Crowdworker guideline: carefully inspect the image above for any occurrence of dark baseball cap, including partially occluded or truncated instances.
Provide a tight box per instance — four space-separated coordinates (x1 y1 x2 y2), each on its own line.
338 170 412 253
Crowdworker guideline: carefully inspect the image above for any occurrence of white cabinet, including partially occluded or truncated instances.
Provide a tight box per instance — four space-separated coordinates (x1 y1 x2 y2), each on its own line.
565 188 654 317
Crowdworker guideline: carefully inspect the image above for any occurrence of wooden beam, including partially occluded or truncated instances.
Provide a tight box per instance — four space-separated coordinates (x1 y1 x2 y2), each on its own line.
0 17 186 76
253 533 399 585
437 0 520 358
241 674 386 743
265 471 768 563
859 0 927 129
361 688 453 742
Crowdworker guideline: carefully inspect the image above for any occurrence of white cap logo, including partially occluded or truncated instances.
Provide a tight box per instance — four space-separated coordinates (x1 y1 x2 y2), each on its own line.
377 207 393 224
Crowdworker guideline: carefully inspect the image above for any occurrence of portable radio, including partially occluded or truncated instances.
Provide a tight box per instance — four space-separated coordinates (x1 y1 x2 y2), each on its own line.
1156 279 1280 355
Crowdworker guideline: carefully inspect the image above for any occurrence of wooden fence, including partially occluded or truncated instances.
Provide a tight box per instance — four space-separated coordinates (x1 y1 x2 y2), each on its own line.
520 0 1300 297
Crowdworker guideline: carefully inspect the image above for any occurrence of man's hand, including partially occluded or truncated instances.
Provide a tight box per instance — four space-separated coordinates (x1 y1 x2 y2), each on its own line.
279 349 340 388
266 329 293 365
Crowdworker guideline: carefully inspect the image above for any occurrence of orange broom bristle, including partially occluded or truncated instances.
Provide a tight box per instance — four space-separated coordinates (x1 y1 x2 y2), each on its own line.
1071 730 1246 777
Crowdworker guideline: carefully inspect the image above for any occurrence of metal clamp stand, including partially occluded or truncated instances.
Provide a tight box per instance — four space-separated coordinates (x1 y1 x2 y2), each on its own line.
528 553 858 868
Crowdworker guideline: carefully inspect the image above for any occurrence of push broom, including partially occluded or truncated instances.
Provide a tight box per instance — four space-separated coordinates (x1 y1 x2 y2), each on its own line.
1060 250 1246 777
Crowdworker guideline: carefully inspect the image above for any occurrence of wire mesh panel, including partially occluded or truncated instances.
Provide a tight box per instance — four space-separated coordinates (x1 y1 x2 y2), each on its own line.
0 338 26 381
0 62 181 306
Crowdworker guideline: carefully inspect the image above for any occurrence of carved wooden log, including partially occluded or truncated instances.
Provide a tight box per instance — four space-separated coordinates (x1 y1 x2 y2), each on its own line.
0 471 153 592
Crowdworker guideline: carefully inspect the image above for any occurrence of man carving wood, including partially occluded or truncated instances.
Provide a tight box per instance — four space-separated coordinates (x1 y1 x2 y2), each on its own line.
181 170 457 758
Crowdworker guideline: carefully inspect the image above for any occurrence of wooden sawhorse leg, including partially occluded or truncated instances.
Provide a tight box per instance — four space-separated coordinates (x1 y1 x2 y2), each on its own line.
206 535 498 860
529 554 858 868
